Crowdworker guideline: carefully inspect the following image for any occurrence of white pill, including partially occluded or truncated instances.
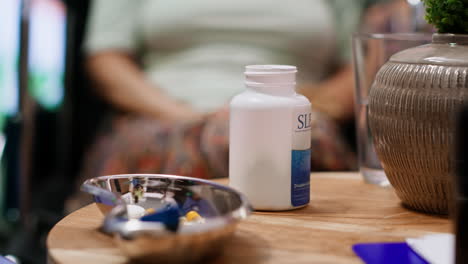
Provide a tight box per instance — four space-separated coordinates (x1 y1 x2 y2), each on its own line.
126 204 146 219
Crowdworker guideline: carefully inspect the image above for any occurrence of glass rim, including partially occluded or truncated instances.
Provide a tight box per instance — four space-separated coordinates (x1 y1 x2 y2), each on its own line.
352 32 433 41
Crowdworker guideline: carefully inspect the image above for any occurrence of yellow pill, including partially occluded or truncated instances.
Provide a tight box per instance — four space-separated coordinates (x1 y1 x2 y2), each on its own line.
145 208 156 215
185 211 201 222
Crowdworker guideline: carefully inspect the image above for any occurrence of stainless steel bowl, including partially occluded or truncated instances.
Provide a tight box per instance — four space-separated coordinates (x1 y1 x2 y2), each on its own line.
81 174 251 263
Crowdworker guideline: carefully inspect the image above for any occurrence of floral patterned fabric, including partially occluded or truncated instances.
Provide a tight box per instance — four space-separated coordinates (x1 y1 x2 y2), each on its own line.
79 108 355 182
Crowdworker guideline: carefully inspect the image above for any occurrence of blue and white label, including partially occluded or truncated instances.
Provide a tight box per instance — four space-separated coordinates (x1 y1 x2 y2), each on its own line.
291 149 311 206
291 104 312 207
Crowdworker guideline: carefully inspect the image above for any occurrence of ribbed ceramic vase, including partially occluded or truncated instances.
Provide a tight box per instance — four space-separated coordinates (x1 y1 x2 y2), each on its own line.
368 34 468 214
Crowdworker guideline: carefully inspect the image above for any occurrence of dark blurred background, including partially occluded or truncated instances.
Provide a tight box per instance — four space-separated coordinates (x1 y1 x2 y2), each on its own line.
0 0 428 263
0 0 101 262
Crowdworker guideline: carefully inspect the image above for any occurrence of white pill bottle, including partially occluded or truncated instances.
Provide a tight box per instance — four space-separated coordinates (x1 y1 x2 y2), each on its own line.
229 65 312 211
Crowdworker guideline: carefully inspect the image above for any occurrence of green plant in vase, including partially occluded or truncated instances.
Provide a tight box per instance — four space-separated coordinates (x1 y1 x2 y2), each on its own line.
422 0 468 33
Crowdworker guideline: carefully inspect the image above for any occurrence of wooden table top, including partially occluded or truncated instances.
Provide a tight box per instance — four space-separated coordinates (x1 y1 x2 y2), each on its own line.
47 172 451 264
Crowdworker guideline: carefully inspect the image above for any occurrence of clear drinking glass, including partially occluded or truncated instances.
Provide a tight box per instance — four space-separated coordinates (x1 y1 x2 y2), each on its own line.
352 33 432 186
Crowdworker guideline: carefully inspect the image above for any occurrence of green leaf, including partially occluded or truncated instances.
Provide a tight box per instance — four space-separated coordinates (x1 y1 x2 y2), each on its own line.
422 0 468 33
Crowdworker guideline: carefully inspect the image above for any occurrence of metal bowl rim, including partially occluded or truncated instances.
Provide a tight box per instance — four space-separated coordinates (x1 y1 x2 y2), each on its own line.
82 173 252 237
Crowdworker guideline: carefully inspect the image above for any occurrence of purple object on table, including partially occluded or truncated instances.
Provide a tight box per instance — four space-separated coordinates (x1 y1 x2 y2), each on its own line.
0 256 15 264
353 242 429 264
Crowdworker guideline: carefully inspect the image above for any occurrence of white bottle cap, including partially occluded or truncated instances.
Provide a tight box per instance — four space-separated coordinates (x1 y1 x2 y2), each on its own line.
245 65 297 87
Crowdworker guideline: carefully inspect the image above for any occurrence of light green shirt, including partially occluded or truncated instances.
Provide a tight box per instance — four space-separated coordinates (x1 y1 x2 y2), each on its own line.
86 0 369 111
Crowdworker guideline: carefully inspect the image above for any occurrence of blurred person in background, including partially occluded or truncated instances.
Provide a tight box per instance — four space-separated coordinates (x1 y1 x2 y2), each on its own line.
67 0 426 209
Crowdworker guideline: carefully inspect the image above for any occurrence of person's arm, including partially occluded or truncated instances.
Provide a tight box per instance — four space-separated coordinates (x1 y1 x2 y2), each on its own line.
86 51 203 122
298 65 355 122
